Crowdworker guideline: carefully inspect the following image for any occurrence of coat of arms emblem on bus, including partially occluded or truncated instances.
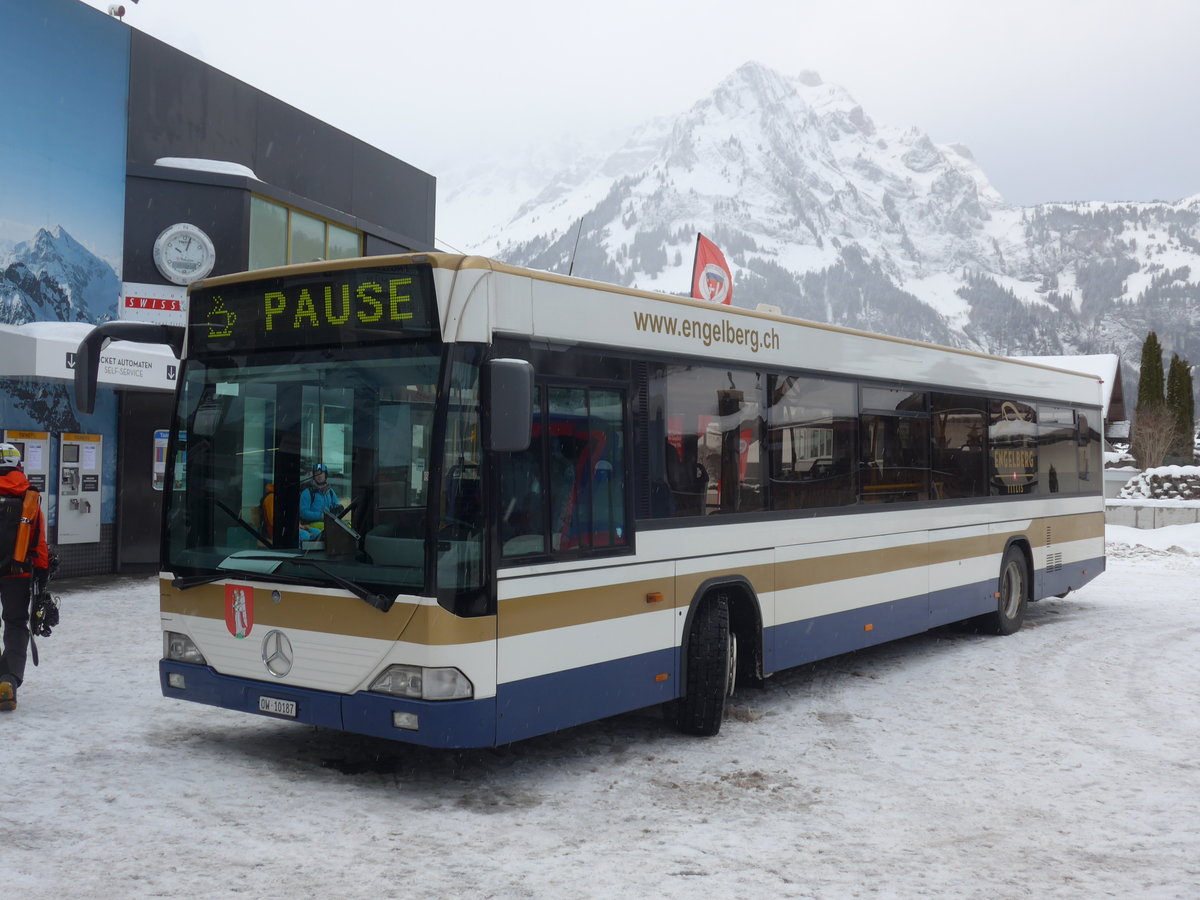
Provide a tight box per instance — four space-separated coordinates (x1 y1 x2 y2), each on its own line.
225 584 253 638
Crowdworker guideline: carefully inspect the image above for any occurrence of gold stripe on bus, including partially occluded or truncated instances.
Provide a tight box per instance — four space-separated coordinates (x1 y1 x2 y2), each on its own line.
774 513 1102 592
1034 511 1105 545
160 513 1102 644
776 543 934 592
160 580 495 645
497 577 675 639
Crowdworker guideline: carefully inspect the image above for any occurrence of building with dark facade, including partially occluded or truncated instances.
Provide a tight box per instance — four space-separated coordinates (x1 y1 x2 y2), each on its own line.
0 0 435 576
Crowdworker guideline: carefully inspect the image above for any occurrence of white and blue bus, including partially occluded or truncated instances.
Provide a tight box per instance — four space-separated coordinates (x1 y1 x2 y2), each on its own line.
76 254 1105 747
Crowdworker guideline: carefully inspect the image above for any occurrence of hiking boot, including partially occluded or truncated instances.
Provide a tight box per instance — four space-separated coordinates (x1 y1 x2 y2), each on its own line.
0 677 16 712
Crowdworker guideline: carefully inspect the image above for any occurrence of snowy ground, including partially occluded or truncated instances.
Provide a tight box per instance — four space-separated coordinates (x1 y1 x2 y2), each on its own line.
3 525 1198 899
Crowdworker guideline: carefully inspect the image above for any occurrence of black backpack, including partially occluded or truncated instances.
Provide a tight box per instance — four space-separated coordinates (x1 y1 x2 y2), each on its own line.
0 494 25 573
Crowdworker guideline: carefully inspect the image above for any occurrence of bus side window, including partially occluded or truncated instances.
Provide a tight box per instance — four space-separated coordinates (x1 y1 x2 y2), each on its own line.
499 384 628 560
930 393 988 500
588 390 626 548
548 387 592 551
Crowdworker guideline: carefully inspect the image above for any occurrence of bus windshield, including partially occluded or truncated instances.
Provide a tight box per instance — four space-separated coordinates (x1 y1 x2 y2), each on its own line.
164 343 450 596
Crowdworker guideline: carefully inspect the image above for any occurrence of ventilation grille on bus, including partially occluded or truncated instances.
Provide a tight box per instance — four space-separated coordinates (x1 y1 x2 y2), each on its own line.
1045 525 1063 573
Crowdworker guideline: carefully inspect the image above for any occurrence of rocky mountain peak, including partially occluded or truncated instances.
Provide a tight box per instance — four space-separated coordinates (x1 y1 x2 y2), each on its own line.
439 62 1200 400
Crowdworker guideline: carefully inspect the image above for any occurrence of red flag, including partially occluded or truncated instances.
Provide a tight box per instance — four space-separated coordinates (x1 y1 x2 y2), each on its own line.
691 233 733 305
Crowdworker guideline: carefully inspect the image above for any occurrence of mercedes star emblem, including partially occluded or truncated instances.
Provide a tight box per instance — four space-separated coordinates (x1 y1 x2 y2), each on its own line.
261 630 293 677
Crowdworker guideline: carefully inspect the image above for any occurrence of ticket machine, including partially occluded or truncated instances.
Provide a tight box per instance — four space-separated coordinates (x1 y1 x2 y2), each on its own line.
58 433 102 544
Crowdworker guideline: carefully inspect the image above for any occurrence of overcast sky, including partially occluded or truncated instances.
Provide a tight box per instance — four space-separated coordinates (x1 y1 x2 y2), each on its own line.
82 0 1200 207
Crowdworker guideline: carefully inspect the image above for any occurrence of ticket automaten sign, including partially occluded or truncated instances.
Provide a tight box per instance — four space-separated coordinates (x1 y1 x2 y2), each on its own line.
188 264 438 355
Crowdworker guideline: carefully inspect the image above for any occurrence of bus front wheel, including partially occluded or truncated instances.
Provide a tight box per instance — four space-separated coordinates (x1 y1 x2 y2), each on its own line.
980 546 1029 636
670 593 735 736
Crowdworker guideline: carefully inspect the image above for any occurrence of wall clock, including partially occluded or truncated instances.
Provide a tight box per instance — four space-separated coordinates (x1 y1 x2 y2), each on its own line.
153 222 216 285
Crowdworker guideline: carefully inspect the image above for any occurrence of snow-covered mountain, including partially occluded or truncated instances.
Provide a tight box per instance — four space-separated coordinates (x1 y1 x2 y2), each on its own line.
440 62 1200 395
0 225 118 325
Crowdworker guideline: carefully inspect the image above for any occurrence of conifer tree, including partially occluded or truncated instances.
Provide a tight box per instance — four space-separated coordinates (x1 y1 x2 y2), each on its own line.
1166 354 1187 457
1166 354 1196 460
1137 331 1165 412
1132 331 1169 468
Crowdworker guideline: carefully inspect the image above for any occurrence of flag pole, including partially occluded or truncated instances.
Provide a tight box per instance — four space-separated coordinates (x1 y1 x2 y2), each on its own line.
567 218 585 277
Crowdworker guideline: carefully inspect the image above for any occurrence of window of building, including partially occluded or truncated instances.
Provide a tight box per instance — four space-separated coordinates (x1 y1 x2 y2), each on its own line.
248 197 287 270
249 195 363 269
290 210 325 264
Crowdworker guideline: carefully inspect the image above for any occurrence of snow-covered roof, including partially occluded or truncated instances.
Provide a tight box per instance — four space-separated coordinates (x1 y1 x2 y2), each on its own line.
155 157 261 181
1012 353 1123 421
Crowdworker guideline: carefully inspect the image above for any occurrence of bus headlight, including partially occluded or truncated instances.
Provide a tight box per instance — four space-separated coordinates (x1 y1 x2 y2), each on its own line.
370 665 473 700
164 631 207 665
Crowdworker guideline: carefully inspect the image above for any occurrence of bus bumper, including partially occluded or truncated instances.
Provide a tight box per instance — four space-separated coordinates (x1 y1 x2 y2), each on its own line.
160 660 498 749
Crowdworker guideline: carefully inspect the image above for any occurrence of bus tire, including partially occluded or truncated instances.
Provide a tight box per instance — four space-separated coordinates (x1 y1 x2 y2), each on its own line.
981 545 1029 636
671 593 734 736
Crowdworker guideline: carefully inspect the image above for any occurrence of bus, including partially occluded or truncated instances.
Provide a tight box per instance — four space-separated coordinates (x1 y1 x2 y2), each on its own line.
74 254 1105 748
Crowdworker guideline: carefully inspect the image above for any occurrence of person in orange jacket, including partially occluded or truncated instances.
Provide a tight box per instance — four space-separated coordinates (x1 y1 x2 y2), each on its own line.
0 442 49 712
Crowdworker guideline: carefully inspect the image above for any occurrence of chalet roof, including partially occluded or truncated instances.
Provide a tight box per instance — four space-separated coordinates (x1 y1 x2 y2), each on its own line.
1012 354 1125 423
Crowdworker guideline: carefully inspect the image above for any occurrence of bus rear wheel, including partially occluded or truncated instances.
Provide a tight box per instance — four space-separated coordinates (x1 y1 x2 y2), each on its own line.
670 593 734 736
980 546 1029 636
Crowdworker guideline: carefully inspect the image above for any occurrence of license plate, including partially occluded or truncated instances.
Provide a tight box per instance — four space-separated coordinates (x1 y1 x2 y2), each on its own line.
258 696 297 717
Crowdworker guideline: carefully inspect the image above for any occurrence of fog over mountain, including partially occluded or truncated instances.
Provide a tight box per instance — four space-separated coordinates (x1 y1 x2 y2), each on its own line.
440 62 1200 400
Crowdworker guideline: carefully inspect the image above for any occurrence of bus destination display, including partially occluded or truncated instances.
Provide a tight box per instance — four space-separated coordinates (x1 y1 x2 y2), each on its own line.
188 265 438 353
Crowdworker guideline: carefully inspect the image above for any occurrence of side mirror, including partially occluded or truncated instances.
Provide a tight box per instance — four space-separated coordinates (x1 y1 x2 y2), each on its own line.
487 358 533 453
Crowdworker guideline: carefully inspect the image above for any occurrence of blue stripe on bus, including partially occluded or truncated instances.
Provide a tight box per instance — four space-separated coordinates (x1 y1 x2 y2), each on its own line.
495 647 677 745
159 662 498 749
766 555 1104 673
159 554 1104 749
1037 554 1105 601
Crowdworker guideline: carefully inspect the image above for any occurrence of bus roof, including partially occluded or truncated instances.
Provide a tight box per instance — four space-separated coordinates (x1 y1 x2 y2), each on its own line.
192 252 1102 395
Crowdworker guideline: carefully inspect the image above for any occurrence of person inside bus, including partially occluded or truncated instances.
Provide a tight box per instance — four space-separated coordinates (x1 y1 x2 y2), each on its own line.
260 482 275 538
300 462 342 540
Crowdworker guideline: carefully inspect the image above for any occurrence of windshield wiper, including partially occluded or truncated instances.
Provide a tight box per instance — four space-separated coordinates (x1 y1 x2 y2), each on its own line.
179 554 396 613
284 557 395 612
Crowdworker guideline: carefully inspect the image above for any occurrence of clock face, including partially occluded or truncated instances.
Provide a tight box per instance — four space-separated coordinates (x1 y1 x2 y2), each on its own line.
153 223 215 285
